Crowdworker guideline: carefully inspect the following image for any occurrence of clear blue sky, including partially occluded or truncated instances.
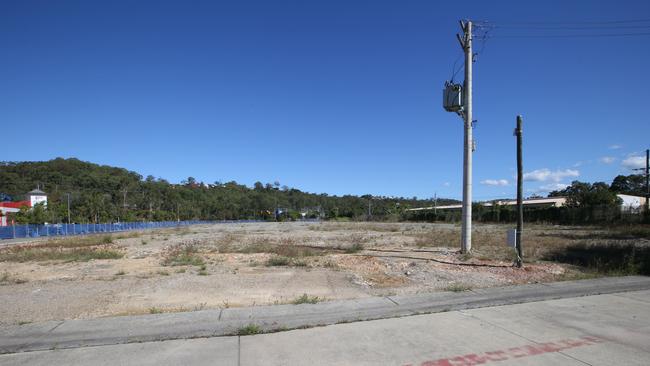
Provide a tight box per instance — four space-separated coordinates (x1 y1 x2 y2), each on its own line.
2 0 649 200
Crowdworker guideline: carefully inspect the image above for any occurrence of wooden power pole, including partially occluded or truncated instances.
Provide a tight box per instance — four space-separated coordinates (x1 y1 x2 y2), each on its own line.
646 149 649 214
515 116 524 267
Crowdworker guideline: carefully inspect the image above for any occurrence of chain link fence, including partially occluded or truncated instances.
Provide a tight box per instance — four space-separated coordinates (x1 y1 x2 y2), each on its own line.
0 220 214 240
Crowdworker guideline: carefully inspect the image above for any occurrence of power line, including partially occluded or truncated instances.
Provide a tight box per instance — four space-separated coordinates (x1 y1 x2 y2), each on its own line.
475 18 650 26
486 31 650 39
490 24 650 30
473 18 650 39
450 51 464 82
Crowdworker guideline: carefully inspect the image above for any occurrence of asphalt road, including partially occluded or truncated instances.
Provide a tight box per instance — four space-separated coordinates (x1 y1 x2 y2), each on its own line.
1 278 650 365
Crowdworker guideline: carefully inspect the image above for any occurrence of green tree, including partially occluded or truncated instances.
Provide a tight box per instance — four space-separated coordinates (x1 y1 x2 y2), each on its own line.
610 174 645 196
550 181 621 207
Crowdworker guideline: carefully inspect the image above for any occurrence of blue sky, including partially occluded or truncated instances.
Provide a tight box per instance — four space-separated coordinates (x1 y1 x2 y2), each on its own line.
2 0 649 200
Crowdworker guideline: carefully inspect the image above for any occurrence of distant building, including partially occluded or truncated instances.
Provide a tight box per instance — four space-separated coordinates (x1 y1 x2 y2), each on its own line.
406 194 646 213
0 188 48 226
26 189 48 207
618 194 647 213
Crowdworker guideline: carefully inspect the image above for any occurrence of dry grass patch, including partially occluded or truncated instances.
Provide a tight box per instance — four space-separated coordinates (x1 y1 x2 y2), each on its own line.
0 244 123 263
412 228 459 248
33 234 115 249
308 222 401 232
0 271 28 285
160 242 205 267
211 235 326 258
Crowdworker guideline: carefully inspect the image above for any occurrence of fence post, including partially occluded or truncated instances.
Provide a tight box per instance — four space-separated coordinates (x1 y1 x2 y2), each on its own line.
12 224 16 239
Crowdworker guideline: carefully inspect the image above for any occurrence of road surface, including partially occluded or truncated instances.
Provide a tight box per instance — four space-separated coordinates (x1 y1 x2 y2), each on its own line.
1 278 649 365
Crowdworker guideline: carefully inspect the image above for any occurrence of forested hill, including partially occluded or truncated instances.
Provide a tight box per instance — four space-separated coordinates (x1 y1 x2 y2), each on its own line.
0 158 458 223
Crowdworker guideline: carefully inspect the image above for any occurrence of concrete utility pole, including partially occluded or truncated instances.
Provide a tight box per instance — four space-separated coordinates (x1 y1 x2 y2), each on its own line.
515 116 524 268
459 20 473 253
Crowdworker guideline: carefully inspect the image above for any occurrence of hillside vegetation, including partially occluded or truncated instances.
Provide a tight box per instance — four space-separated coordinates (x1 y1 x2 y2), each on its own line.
0 158 456 224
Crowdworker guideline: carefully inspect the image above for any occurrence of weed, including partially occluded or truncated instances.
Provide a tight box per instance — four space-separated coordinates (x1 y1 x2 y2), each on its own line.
238 324 261 335
266 256 290 266
0 247 123 263
344 243 364 254
174 227 192 236
544 242 650 275
141 239 148 245
197 269 208 276
115 270 126 276
292 259 307 267
292 293 322 304
445 283 472 292
31 234 115 249
148 307 163 314
0 271 27 285
459 252 472 262
161 242 205 267
322 260 339 269
176 268 186 273
157 270 170 276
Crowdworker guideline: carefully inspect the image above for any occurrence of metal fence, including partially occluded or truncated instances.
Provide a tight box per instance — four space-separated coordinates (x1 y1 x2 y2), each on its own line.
0 220 214 240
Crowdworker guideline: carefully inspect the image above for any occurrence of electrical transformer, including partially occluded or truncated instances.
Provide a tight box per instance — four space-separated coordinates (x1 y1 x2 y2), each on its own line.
443 82 463 113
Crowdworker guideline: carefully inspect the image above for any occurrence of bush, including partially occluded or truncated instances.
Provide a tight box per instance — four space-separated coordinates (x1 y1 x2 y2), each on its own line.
292 293 322 304
238 324 261 335
266 256 290 266
344 243 364 254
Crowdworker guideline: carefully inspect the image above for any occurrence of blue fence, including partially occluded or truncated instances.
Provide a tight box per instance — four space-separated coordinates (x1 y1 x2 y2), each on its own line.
0 220 214 240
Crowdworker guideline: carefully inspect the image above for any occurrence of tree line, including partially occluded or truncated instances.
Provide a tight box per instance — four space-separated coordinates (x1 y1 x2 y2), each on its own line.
0 158 458 224
405 176 649 225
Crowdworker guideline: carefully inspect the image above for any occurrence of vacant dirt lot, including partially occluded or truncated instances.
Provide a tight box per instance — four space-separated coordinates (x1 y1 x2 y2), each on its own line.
0 221 648 325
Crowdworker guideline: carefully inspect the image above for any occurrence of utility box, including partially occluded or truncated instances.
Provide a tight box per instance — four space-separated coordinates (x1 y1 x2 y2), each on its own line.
443 82 463 112
507 229 518 248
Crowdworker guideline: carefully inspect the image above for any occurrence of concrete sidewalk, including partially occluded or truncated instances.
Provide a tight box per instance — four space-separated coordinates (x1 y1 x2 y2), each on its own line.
2 285 650 365
1 276 650 355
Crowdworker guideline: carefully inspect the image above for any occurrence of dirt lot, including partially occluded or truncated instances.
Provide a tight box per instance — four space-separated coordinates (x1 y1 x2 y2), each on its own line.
0 221 648 325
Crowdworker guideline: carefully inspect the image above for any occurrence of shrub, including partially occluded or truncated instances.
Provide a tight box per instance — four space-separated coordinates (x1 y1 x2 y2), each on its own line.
238 324 261 335
344 243 364 254
266 256 290 266
292 293 322 304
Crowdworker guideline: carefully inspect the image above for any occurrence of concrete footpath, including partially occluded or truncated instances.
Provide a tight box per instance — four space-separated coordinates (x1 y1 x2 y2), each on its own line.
1 276 650 365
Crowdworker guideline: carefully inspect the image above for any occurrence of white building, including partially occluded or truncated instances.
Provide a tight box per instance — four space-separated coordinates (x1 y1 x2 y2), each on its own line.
406 194 646 213
26 189 48 207
618 194 647 213
0 189 48 226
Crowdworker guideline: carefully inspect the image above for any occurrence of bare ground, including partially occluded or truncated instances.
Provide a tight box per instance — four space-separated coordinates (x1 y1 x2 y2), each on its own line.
0 221 646 326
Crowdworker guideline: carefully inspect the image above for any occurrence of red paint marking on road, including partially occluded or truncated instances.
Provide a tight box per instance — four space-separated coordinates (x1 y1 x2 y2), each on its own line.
405 335 605 366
